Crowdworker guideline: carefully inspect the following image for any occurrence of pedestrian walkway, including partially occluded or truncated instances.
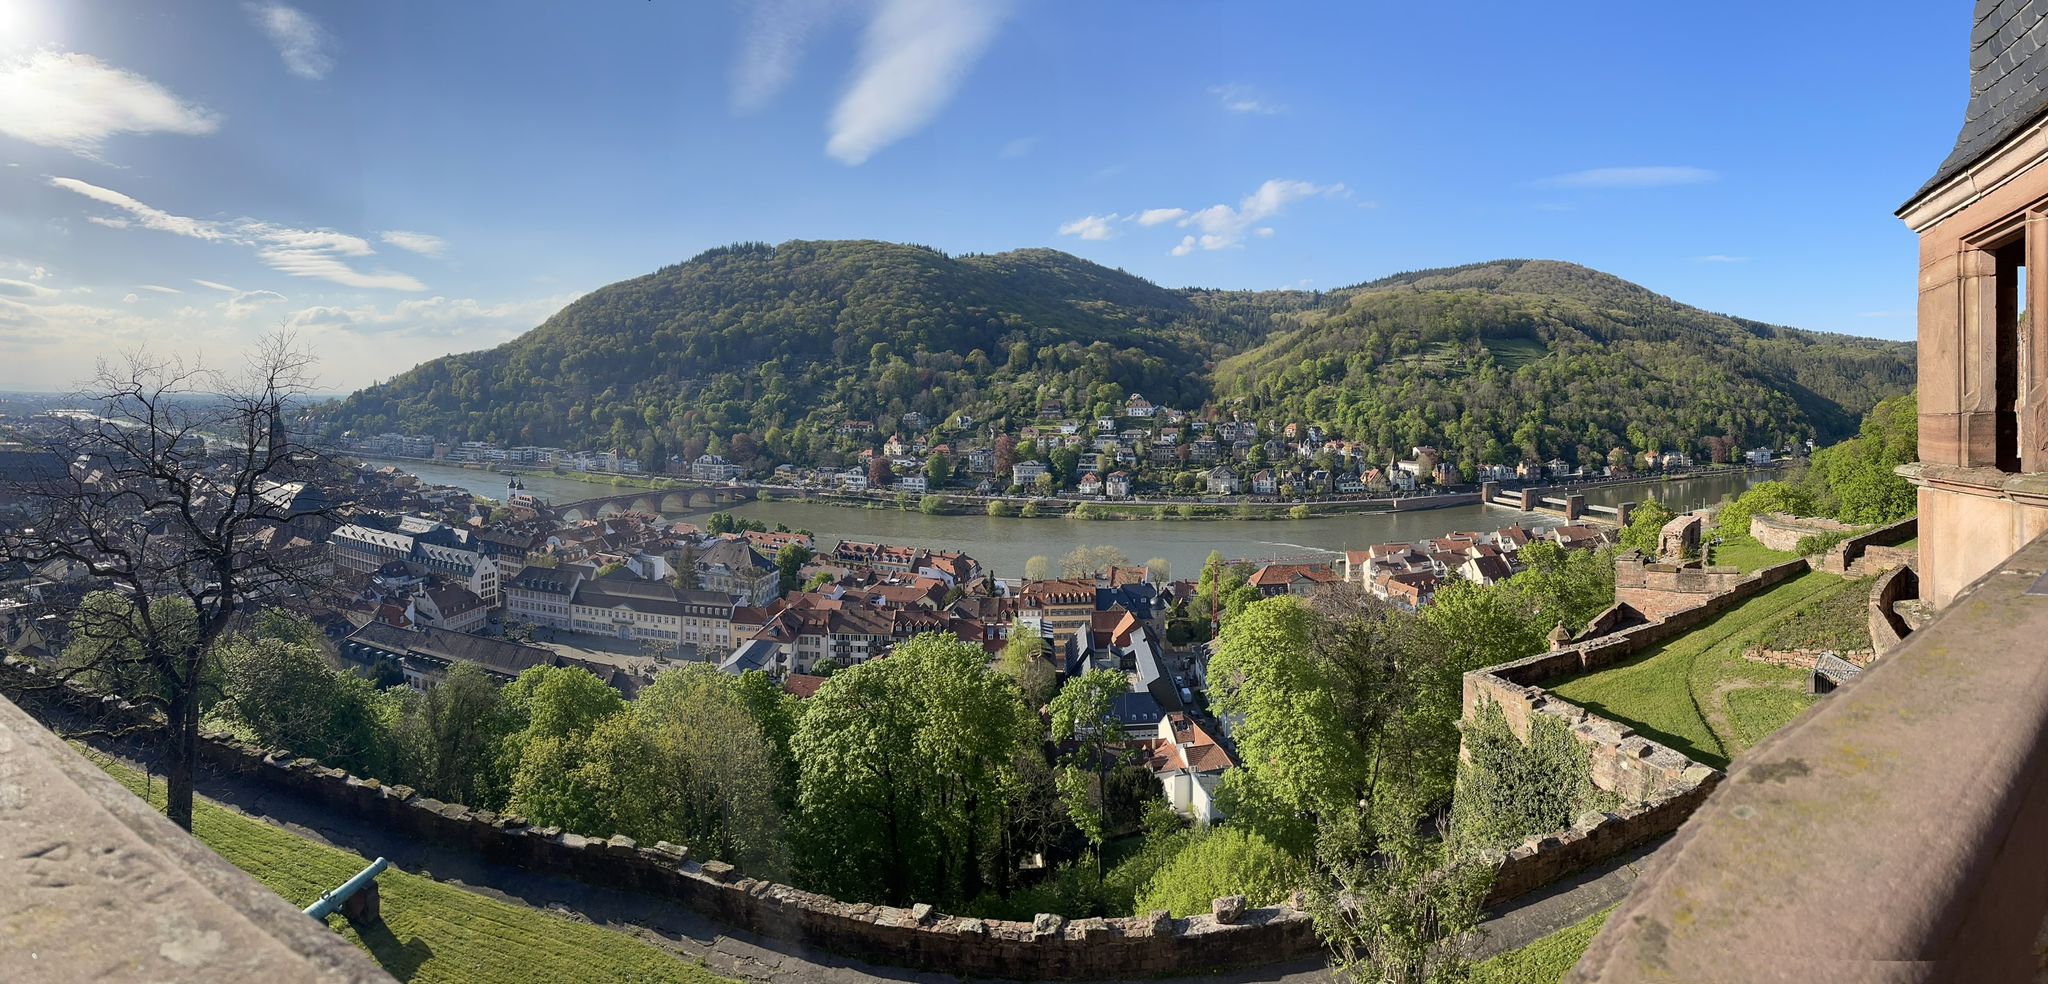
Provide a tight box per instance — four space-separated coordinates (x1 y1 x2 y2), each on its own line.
111 739 1638 983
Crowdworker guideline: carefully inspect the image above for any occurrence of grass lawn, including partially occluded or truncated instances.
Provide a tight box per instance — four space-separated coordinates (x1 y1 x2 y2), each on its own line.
87 750 731 984
1703 531 1798 574
1548 572 1855 768
1471 906 1613 984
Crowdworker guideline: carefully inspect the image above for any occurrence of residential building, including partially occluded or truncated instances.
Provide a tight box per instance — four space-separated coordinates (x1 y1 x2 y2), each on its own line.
340 622 642 697
1077 472 1103 496
1248 563 1339 597
1012 460 1049 487
1105 471 1133 498
503 563 589 629
330 521 501 605
1018 578 1097 649
1206 465 1240 495
1124 394 1156 418
1140 713 1235 825
693 538 779 604
691 454 742 481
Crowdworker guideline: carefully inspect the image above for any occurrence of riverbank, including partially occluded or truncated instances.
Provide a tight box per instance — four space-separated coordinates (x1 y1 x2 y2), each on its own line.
358 453 1772 523
358 458 1768 577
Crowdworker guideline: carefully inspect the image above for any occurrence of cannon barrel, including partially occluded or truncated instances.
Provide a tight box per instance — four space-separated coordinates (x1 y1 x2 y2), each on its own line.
303 857 389 921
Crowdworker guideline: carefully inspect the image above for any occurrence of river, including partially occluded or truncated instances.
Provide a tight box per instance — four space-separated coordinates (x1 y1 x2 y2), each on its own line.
366 459 1765 580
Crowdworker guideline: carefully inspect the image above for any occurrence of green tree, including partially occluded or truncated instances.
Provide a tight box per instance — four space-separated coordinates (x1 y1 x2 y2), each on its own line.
925 452 952 486
1618 499 1676 555
394 662 516 810
1024 555 1053 580
790 633 1034 906
997 620 1056 708
774 541 814 595
1050 669 1127 874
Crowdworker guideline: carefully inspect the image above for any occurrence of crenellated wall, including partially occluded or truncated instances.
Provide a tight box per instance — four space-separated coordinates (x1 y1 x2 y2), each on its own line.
0 658 1320 980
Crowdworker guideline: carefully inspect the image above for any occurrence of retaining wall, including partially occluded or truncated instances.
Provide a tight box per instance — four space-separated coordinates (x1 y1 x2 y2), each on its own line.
1818 517 1919 576
1869 564 1920 656
1460 557 1810 906
0 659 1318 980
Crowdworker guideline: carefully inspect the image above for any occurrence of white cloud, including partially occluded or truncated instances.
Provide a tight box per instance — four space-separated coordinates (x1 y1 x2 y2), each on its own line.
134 284 181 294
1173 179 1345 253
1064 180 1346 255
247 2 336 80
1536 166 1717 189
378 230 448 258
28 266 49 282
826 0 1010 165
192 279 240 293
284 293 576 340
49 176 225 241
86 215 131 229
1209 83 1284 115
999 135 1038 159
0 278 57 299
1694 254 1748 264
0 51 219 158
1057 214 1120 241
48 177 427 291
122 292 138 304
731 0 842 113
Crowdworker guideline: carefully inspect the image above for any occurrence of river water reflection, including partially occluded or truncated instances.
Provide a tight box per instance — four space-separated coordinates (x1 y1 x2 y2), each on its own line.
370 459 1765 580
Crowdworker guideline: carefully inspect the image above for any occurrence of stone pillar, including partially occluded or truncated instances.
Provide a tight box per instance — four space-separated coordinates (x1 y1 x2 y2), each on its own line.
1518 488 1538 511
1481 480 1499 504
1616 501 1634 528
1566 494 1586 522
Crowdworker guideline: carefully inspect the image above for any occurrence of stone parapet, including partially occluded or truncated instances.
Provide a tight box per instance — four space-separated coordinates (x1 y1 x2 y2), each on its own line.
0 659 1321 980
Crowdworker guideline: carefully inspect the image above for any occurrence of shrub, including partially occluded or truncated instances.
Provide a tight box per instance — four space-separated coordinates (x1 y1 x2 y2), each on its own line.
1133 827 1307 918
986 500 1015 518
1020 500 1041 518
1287 504 1312 520
1794 530 1852 557
1450 701 1608 853
918 494 945 515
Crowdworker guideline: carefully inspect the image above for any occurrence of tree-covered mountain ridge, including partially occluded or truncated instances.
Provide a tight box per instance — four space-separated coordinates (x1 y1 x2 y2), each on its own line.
313 242 1912 470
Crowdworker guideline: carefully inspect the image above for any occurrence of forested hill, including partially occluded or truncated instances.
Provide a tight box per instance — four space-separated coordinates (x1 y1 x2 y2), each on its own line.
1214 260 1914 465
312 244 1912 470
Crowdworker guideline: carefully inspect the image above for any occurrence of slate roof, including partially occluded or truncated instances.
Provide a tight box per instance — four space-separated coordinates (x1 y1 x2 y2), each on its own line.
1908 1 2048 206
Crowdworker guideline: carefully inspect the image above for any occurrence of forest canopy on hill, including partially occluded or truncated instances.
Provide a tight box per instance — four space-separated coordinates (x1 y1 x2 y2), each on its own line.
310 244 1912 470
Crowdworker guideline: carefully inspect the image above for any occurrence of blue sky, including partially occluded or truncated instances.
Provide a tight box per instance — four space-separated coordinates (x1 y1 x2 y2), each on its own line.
0 1 1962 391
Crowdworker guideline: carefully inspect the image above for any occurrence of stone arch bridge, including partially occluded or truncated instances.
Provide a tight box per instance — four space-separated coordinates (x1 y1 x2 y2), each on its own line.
547 484 756 522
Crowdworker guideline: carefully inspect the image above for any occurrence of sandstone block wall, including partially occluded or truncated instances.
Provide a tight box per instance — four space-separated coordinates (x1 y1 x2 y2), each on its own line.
1749 512 1856 552
1612 553 1764 621
0 659 1319 979
1817 517 1920 576
1869 564 1920 656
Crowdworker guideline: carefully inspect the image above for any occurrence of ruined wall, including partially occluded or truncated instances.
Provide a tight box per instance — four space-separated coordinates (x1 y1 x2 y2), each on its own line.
1817 517 1920 577
1749 512 1857 552
1459 558 1809 906
1612 554 1763 621
0 659 1318 979
1870 564 1920 656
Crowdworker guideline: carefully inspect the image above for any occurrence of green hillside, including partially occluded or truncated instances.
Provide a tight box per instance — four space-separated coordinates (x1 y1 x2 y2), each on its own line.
1214 260 1915 469
310 246 1911 471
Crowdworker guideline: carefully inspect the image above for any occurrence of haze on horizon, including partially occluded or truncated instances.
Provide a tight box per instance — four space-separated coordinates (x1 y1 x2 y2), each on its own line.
0 1 1956 391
